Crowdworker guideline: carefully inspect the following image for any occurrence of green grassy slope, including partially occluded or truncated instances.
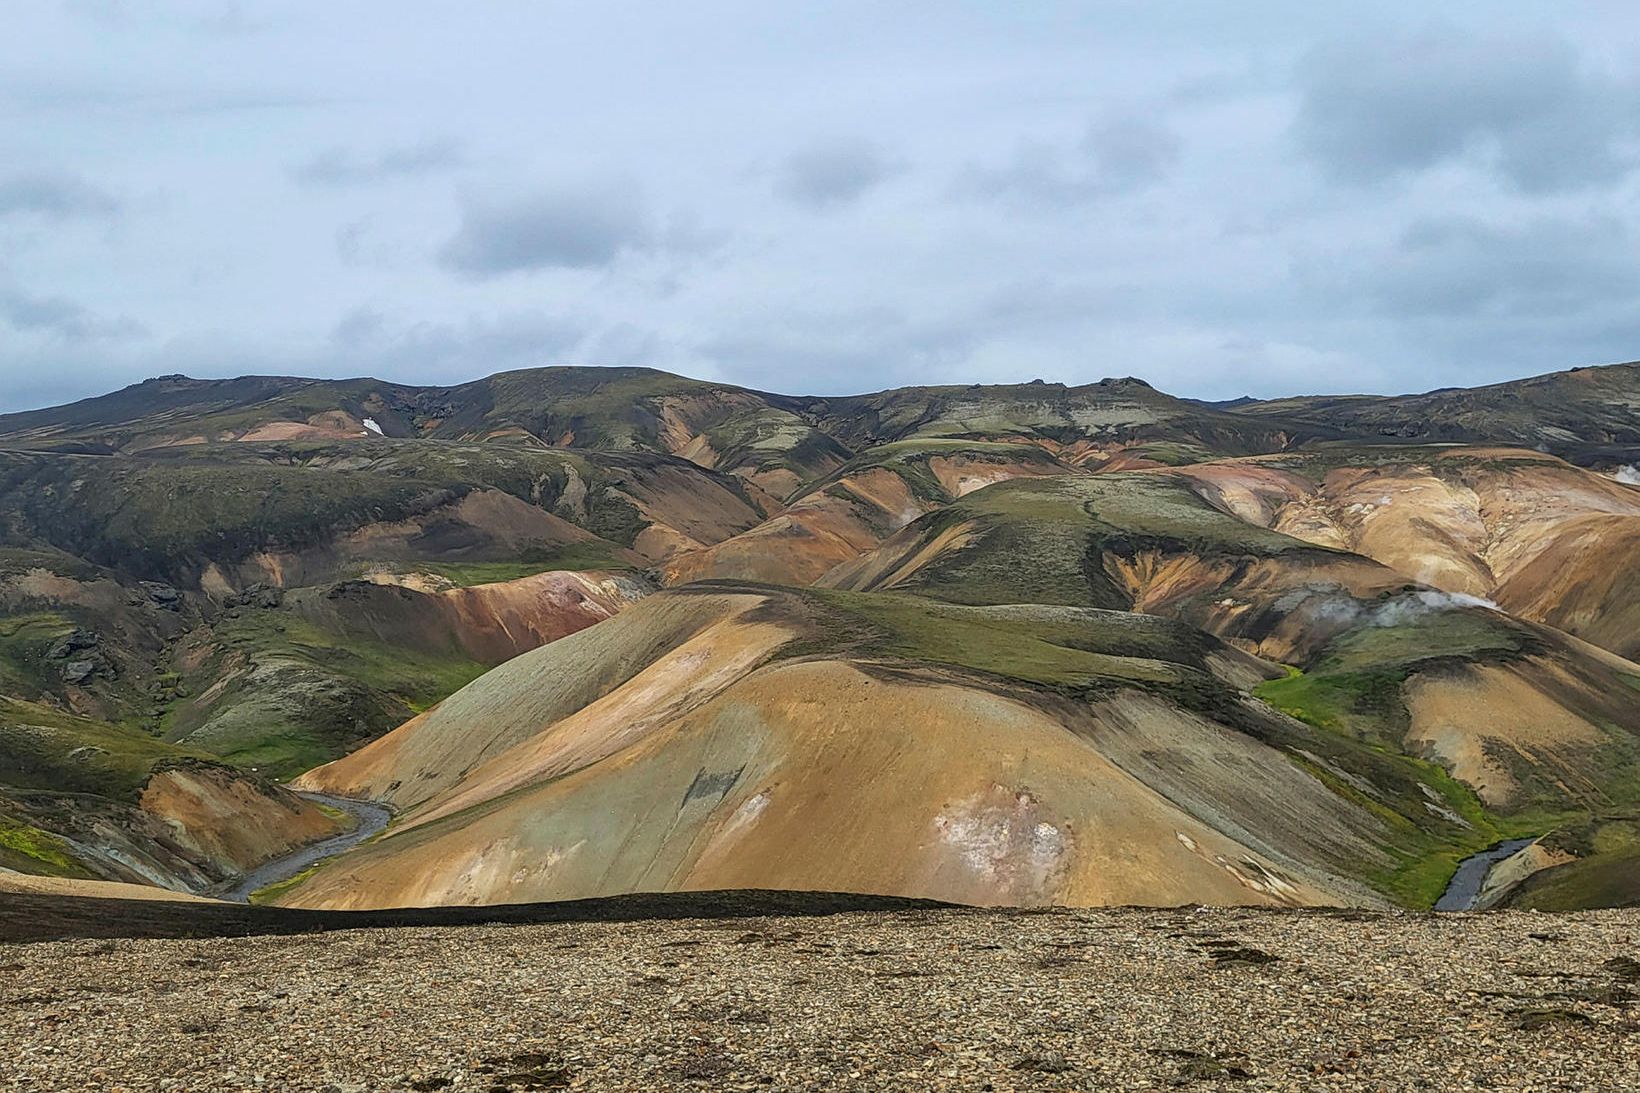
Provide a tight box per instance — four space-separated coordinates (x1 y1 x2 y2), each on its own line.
155 603 492 779
0 695 195 799
833 472 1328 608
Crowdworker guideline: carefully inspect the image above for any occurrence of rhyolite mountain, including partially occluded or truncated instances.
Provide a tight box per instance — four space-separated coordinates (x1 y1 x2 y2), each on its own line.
2 361 1637 910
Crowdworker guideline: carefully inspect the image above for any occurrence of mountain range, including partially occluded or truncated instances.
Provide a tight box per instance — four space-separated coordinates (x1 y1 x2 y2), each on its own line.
3 360 1638 912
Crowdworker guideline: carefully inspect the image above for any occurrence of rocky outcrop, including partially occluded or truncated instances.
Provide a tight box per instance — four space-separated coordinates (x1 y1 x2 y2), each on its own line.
137 759 342 880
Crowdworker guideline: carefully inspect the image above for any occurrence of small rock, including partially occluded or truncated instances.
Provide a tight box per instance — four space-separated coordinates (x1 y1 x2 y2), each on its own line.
62 660 98 684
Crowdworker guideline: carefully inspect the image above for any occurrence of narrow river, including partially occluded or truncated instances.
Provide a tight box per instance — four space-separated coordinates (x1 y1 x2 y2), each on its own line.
215 791 392 904
1434 838 1535 912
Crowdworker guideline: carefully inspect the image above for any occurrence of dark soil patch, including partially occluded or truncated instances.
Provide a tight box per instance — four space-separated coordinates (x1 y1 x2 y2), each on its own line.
480 1051 572 1091
1511 1007 1595 1031
1012 1051 1074 1073
0 889 958 944
1208 946 1279 968
1604 955 1640 982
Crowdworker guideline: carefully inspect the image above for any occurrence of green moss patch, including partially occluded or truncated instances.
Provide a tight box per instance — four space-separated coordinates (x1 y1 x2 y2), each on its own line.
802 589 1201 688
403 542 637 587
0 817 95 878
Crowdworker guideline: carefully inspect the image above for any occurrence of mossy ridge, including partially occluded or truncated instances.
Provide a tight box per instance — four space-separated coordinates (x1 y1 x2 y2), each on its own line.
850 473 1313 609
116 377 401 440
1255 667 1406 747
1252 662 1588 905
1070 475 1314 557
469 366 716 449
1502 814 1640 910
696 406 851 482
796 588 1209 688
1251 600 1547 748
1245 672 1511 905
0 440 739 587
1230 443 1569 484
0 450 465 582
394 543 638 587
0 696 194 800
1265 607 1640 818
0 815 95 877
1317 609 1536 676
162 608 489 779
0 546 103 581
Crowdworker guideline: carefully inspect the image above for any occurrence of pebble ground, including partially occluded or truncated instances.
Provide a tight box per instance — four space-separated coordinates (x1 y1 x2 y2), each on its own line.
3 906 1638 1091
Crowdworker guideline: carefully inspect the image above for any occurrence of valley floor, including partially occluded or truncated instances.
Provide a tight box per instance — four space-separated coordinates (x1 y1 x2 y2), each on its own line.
2 901 1637 1091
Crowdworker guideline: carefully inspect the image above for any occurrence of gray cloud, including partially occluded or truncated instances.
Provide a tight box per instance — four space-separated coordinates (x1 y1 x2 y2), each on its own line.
1280 211 1640 388
293 138 466 186
0 305 586 414
434 185 719 282
774 138 900 210
1329 214 1639 320
958 113 1180 205
438 183 656 277
0 172 118 219
1081 115 1181 192
1293 28 1640 191
0 287 145 341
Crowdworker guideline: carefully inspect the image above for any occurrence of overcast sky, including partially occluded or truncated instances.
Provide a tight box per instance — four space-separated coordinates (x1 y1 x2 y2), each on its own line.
3 1 1640 410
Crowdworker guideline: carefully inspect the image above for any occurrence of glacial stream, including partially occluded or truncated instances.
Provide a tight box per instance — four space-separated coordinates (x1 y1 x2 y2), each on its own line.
1434 838 1536 912
215 791 392 903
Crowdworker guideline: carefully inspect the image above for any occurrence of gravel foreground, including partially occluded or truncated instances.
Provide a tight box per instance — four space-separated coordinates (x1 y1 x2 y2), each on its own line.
3 905 1638 1091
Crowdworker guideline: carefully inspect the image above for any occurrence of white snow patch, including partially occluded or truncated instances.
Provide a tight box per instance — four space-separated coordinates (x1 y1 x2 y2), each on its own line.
1615 464 1640 486
362 417 383 436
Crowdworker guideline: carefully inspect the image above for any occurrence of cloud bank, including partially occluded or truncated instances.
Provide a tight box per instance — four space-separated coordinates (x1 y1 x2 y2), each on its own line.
3 3 1640 411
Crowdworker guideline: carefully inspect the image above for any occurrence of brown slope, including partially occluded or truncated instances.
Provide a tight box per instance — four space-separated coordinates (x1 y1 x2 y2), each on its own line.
1 756 344 893
820 472 1640 817
659 467 939 586
284 589 1425 911
286 660 1369 911
288 568 650 665
660 442 1078 587
1176 448 1640 657
134 760 342 878
292 590 780 811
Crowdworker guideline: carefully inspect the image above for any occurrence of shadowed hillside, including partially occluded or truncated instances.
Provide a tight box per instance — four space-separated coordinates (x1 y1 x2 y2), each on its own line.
1233 361 1640 466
